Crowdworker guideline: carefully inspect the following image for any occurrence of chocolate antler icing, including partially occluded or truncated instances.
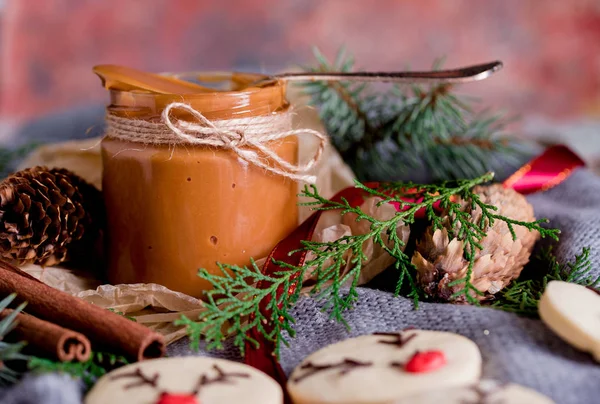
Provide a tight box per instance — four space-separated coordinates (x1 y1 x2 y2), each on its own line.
111 368 160 389
192 364 250 394
292 358 372 383
374 331 417 348
460 383 508 404
110 363 251 403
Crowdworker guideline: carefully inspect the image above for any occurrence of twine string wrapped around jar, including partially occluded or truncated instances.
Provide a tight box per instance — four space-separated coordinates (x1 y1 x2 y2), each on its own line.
105 102 327 183
100 73 314 298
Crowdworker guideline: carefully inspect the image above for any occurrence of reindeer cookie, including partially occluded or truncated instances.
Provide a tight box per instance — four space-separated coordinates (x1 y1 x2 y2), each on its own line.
287 329 482 404
85 357 283 404
394 380 554 403
539 280 600 362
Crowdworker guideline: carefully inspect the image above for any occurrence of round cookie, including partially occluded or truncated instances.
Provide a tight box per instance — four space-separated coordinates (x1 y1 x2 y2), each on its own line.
539 280 600 361
394 380 554 403
85 356 282 404
287 329 482 404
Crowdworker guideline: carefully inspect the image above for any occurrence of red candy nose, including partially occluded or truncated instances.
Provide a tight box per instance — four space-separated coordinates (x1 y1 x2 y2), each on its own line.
156 393 199 404
404 350 446 373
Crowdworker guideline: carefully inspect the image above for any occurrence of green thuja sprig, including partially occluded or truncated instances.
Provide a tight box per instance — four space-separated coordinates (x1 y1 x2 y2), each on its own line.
178 172 558 356
176 259 297 356
443 189 560 303
492 247 598 316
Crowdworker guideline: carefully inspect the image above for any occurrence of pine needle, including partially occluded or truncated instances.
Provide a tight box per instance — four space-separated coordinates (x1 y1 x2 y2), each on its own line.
28 351 129 389
299 47 528 181
492 247 597 316
0 294 28 386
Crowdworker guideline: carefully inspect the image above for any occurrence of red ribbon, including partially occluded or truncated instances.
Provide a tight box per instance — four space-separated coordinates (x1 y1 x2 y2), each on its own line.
503 145 585 194
243 186 365 399
243 145 585 399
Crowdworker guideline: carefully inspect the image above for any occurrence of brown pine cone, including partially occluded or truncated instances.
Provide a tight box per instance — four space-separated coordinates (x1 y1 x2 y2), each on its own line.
0 167 104 266
411 184 539 302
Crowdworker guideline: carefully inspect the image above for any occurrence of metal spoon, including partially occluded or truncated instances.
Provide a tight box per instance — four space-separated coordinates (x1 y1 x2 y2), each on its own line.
253 61 503 86
93 61 503 95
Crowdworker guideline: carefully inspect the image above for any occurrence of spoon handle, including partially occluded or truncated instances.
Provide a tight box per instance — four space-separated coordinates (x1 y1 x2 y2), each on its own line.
273 61 503 84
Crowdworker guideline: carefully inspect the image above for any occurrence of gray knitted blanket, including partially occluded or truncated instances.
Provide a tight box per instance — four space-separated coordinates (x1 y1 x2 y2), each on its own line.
2 168 599 404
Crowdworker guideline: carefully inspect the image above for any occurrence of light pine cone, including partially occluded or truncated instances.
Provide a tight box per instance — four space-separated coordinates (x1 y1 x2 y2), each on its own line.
411 184 539 302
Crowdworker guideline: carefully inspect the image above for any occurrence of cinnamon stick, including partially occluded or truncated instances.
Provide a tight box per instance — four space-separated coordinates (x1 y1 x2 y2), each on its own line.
0 309 91 362
0 261 165 361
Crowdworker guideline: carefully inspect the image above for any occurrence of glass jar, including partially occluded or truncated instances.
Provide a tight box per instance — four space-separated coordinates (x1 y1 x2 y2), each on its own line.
100 73 299 298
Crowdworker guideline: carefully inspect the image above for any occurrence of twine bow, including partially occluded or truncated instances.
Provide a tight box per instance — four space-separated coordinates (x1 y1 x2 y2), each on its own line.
161 102 327 183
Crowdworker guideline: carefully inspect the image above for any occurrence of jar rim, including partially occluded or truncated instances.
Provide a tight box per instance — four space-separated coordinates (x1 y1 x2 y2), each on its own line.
107 71 288 120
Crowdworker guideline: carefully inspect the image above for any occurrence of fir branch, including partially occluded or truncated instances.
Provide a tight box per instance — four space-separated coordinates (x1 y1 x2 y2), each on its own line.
492 247 597 316
300 47 528 181
180 173 557 355
28 351 129 389
301 47 380 153
0 294 28 386
563 247 599 286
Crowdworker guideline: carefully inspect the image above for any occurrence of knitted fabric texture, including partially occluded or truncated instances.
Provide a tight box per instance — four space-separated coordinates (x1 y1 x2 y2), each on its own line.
2 169 599 404
0 374 82 404
168 168 600 404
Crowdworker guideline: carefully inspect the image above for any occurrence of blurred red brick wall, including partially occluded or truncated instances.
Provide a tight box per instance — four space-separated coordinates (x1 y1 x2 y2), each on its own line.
1 0 599 120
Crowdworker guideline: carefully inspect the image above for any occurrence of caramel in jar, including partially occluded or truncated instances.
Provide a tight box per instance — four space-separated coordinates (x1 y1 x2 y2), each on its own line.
100 73 299 297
